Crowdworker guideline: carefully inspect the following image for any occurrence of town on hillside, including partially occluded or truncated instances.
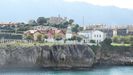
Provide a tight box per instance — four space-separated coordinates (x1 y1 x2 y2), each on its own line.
0 16 133 46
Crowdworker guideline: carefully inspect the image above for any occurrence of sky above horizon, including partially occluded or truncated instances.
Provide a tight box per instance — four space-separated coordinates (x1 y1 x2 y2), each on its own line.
65 0 133 9
1 0 133 25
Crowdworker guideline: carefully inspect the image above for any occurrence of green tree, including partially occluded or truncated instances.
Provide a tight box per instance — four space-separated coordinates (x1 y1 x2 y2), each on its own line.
44 34 48 39
76 36 82 42
63 21 69 25
113 36 119 43
25 35 33 40
131 42 133 46
72 24 79 33
101 38 112 46
28 20 37 26
120 37 126 44
54 34 62 41
71 36 77 41
36 33 43 42
59 21 69 29
124 36 130 44
90 40 96 43
79 27 84 31
130 37 133 46
71 36 82 42
37 17 47 25
69 19 74 25
129 37 133 42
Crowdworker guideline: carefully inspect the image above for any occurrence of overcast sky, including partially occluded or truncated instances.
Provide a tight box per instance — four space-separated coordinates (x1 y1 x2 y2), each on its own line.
3 0 133 9
65 0 133 9
0 0 133 25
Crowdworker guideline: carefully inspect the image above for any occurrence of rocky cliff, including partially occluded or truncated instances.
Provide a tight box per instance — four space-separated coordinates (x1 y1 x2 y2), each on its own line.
0 44 95 68
0 44 132 69
94 46 133 66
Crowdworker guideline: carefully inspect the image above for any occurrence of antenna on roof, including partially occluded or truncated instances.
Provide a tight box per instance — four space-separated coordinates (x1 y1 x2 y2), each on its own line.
58 14 60 18
83 16 84 26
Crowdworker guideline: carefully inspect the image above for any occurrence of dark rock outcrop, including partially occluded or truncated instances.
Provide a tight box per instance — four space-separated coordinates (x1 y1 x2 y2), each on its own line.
0 44 95 68
94 46 133 66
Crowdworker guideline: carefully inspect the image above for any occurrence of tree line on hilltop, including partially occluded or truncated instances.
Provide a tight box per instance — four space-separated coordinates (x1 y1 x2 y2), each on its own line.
16 17 83 33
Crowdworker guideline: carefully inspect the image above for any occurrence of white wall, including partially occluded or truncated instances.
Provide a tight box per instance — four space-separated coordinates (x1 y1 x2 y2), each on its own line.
78 30 106 44
78 32 91 38
78 32 92 43
92 31 106 44
66 33 72 39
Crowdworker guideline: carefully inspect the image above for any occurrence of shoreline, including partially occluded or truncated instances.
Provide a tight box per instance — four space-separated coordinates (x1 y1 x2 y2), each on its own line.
0 65 133 71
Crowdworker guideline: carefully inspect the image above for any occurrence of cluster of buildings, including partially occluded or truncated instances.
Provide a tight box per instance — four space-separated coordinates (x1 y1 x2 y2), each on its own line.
0 19 133 45
64 25 106 44
24 26 66 42
23 24 133 45
77 24 133 44
0 22 22 40
83 24 133 37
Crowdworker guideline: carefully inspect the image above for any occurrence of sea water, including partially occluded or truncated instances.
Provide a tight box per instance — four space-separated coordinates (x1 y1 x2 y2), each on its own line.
0 66 133 75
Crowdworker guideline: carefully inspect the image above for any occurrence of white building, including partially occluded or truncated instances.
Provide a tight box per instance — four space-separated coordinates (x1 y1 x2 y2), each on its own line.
66 26 73 39
91 30 106 44
78 30 106 44
78 30 92 43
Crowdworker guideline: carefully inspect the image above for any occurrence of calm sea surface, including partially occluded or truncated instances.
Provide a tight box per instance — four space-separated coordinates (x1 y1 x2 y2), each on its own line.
0 66 133 75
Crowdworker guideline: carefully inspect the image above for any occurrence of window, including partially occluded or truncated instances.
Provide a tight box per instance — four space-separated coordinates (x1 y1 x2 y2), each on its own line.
97 40 98 43
99 35 101 37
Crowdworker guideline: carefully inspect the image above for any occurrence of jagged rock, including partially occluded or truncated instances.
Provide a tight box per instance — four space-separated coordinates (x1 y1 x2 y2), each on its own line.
94 46 133 66
0 44 95 68
39 44 95 68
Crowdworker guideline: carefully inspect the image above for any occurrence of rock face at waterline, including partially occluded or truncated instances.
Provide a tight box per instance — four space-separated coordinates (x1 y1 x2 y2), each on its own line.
0 45 95 68
94 46 133 66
